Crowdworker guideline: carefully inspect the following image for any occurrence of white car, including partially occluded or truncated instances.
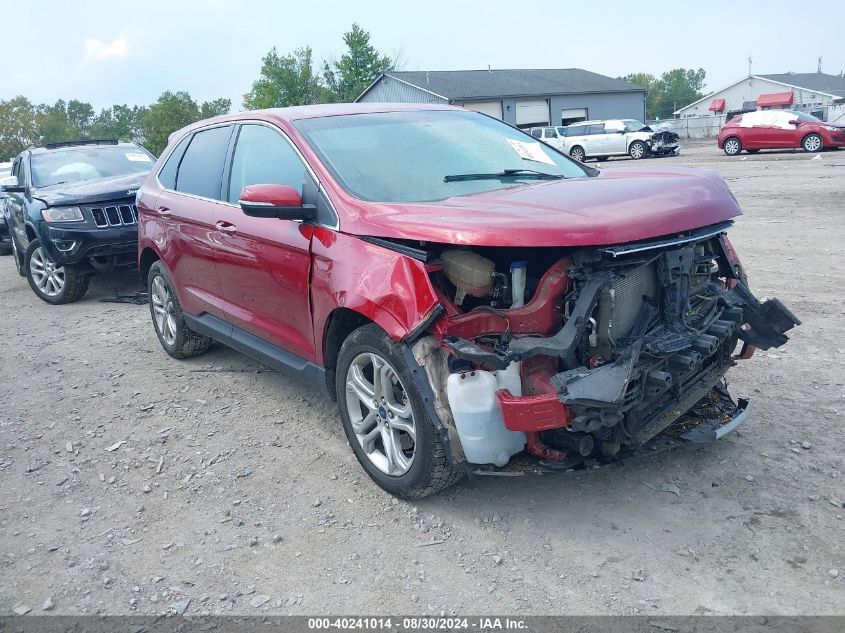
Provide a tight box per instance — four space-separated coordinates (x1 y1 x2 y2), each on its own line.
563 119 680 162
527 126 568 151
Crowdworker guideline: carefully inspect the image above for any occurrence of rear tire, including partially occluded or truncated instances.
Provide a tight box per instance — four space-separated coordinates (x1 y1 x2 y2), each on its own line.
24 239 89 304
802 133 823 153
723 137 742 156
569 146 585 162
147 260 211 359
0 241 10 256
336 324 463 499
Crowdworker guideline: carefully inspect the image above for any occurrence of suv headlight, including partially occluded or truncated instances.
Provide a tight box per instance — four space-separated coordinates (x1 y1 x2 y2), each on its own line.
824 125 840 132
42 206 85 223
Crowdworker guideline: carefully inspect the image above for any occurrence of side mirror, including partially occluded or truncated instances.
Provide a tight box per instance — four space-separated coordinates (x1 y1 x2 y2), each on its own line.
0 175 24 193
238 184 315 221
788 119 801 126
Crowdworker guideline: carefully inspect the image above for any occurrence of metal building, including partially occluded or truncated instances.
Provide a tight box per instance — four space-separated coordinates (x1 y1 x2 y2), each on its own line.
356 69 647 127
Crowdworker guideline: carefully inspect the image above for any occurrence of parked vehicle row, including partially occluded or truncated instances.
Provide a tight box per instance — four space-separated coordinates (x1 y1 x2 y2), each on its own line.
528 119 681 161
0 160 12 255
2 104 799 499
717 109 845 155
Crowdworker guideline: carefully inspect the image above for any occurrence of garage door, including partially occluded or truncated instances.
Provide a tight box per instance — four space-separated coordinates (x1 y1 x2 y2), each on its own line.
561 107 588 124
464 100 503 119
515 99 549 127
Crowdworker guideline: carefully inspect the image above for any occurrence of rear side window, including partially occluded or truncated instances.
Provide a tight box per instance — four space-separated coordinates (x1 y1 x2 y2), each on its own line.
567 125 588 136
588 124 605 135
157 135 191 190
175 125 233 200
228 124 308 204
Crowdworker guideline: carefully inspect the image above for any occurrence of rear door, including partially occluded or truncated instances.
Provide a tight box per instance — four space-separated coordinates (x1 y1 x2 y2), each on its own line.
6 157 28 249
583 123 607 157
156 124 233 319
211 122 316 362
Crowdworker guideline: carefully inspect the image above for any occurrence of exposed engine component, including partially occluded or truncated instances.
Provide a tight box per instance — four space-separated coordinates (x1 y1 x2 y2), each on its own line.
441 250 495 305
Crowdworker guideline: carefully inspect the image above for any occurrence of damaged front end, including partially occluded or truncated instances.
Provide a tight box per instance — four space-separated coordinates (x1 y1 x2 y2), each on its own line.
648 129 681 156
417 222 799 468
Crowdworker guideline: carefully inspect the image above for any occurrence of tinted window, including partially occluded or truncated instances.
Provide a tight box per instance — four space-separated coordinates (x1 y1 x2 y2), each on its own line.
588 124 606 135
556 127 567 136
158 135 191 190
530 129 542 138
543 129 557 138
567 125 588 136
175 126 233 200
228 124 308 204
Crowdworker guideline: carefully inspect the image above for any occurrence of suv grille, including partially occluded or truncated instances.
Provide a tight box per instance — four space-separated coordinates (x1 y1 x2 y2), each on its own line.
90 203 137 228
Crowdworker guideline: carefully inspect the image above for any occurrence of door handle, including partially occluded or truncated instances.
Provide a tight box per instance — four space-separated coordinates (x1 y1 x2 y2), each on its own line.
156 206 171 217
215 221 237 234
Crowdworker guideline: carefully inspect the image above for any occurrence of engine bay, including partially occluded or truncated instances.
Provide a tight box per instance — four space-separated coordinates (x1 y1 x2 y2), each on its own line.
393 222 801 467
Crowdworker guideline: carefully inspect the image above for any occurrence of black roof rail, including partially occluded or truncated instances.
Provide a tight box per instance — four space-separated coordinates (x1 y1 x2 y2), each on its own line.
44 139 120 150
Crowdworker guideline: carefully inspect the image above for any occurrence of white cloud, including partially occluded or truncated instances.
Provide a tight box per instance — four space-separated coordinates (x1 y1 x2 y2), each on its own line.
83 37 129 63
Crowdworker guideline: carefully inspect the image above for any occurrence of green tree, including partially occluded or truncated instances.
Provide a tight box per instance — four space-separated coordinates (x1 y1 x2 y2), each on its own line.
140 91 201 156
0 96 38 158
67 99 95 137
35 100 76 144
200 98 231 120
653 68 706 119
89 104 148 143
243 47 323 109
323 24 393 102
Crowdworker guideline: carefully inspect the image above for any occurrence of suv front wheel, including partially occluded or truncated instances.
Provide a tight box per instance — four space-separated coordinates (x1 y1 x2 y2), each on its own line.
629 140 648 159
25 239 89 304
336 324 463 499
147 260 211 359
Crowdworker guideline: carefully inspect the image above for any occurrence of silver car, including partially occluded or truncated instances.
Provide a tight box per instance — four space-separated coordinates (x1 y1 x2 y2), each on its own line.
563 119 680 162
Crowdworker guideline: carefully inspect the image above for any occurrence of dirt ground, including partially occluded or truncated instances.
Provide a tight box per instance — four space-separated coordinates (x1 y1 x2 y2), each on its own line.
1 141 843 617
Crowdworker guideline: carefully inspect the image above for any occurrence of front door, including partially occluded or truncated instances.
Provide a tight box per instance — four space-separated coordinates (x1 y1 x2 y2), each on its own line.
212 123 316 362
602 121 628 155
583 123 607 157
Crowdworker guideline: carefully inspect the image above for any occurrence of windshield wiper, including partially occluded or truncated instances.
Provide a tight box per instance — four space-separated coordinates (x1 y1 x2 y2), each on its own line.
444 169 566 183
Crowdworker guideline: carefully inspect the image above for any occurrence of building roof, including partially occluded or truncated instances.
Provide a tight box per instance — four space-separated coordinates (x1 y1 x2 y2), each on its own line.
361 69 646 101
675 72 845 114
759 72 845 97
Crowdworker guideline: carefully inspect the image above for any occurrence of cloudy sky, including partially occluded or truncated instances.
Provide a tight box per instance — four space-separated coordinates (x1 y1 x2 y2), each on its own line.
3 0 844 110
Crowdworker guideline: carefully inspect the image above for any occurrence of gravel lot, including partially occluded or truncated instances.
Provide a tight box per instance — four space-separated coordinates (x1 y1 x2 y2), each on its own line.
1 141 843 617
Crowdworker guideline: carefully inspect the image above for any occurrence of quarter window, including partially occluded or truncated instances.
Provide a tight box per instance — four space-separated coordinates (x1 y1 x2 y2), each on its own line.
228 124 307 204
588 124 606 135
175 125 233 200
158 135 191 190
567 125 588 136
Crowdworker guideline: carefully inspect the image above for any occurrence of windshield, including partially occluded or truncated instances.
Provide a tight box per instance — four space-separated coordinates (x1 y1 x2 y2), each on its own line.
294 110 591 203
30 145 153 188
792 111 823 123
622 119 647 132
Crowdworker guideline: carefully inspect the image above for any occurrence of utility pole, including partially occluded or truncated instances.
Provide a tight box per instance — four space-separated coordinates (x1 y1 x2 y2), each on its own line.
747 56 752 77
817 57 822 73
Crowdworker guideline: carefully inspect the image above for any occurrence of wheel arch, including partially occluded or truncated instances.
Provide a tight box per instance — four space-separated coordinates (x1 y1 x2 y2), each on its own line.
139 247 161 287
321 307 376 400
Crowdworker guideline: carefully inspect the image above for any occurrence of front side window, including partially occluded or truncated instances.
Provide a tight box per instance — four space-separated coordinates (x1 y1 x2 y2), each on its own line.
543 129 557 138
294 110 591 203
175 126 233 200
228 124 307 204
530 129 542 138
30 145 153 188
623 119 647 132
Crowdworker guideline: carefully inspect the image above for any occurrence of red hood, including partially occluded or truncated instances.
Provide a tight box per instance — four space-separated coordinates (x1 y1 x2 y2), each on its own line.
342 167 741 247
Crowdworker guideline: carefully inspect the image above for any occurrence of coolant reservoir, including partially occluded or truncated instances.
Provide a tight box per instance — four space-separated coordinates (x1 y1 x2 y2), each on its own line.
441 250 495 305
447 368 526 467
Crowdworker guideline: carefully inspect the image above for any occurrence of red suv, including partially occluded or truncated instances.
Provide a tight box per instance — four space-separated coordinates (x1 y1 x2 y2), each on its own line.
137 104 798 498
718 109 845 155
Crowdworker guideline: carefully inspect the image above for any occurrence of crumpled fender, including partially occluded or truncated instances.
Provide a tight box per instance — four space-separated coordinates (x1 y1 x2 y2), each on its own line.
310 227 440 363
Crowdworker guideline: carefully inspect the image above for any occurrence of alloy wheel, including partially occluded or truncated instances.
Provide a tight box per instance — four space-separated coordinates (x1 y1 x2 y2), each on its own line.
804 135 822 152
570 147 584 161
630 142 645 159
725 139 740 155
150 275 178 346
29 247 65 297
345 352 416 476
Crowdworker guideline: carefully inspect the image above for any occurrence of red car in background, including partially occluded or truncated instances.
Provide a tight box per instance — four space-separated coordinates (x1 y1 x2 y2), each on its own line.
718 109 845 155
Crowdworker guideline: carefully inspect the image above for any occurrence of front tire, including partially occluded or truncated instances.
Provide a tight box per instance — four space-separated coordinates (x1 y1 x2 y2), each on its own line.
802 133 823 153
569 146 585 162
723 137 742 156
336 324 463 499
629 140 648 159
147 260 211 359
24 239 89 304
